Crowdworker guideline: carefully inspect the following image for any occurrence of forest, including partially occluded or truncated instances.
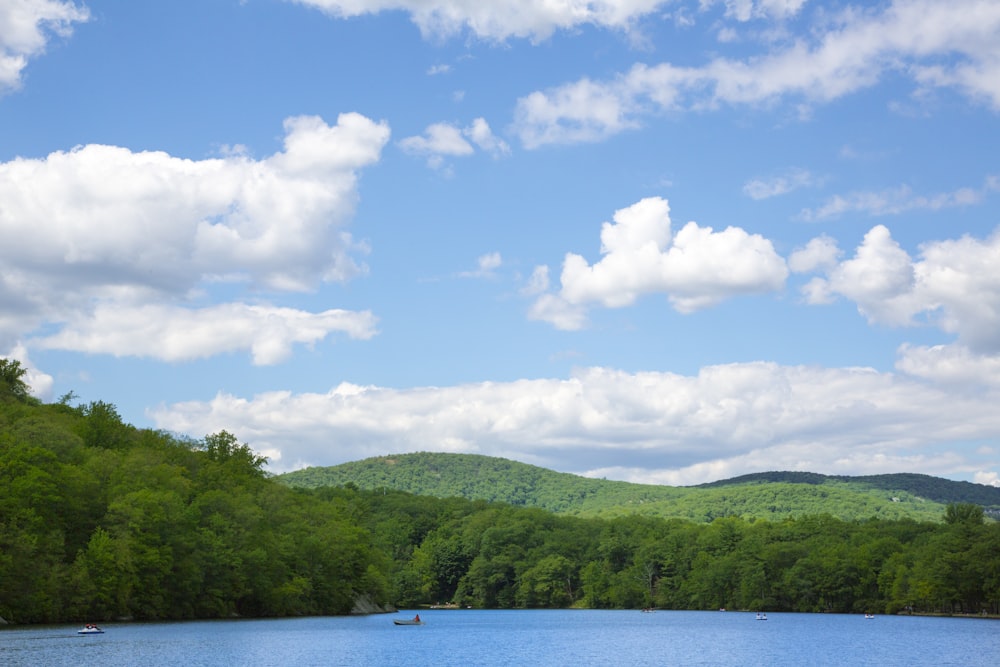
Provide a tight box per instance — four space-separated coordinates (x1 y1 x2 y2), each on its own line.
2 359 999 624
277 452 1000 522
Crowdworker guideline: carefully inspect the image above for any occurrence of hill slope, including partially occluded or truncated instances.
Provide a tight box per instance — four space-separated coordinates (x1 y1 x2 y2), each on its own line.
277 453 1000 523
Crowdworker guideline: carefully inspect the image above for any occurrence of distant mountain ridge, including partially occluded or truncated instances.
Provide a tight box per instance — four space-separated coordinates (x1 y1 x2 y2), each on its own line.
696 470 1000 506
277 452 1000 523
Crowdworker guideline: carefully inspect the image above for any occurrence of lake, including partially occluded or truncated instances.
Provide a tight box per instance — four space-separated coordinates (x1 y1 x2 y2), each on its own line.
2 610 997 666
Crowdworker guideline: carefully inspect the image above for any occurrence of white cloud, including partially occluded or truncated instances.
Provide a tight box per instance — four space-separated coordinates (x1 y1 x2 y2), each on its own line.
150 362 1000 482
801 225 1000 354
399 117 510 167
743 168 815 200
530 196 788 326
513 0 1000 147
974 471 1000 487
803 225 920 326
288 0 668 42
0 113 390 361
459 252 503 279
799 176 1000 221
528 292 589 331
514 75 644 148
788 234 840 273
399 122 474 158
896 344 1000 388
701 0 808 23
464 118 511 156
32 303 378 366
0 0 89 93
521 265 551 297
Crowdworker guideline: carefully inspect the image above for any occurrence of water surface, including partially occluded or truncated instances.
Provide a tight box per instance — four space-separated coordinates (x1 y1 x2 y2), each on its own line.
2 610 996 666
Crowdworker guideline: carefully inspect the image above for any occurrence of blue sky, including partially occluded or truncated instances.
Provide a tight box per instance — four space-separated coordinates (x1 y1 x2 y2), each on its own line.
2 0 1000 486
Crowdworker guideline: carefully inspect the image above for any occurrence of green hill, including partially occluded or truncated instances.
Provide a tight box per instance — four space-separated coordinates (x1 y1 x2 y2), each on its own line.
277 452 1000 523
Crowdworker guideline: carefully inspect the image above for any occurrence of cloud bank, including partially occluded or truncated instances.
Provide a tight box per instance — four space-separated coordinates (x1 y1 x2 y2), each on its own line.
512 0 1000 147
0 113 389 364
151 362 1000 485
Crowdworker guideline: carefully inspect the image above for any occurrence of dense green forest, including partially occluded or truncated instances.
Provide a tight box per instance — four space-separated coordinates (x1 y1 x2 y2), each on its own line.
2 360 999 623
0 360 391 624
277 452 1000 523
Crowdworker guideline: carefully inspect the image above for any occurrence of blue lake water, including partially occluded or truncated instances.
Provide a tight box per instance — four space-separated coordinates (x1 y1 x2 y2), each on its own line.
2 610 997 666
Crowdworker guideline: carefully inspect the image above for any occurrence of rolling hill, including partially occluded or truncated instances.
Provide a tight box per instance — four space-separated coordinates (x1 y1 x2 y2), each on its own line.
276 452 1000 523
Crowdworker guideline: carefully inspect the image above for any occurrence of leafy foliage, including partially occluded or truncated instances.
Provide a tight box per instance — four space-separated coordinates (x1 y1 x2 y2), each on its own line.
0 359 32 403
277 452 999 523
0 399 389 624
698 471 1000 515
3 401 999 624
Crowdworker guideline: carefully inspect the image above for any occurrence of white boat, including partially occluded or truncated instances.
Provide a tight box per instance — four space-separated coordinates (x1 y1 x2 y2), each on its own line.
78 625 104 634
393 616 424 626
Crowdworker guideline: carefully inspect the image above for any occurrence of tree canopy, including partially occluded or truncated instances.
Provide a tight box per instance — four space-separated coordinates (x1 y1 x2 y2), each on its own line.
2 397 998 624
0 359 31 402
277 452 1000 523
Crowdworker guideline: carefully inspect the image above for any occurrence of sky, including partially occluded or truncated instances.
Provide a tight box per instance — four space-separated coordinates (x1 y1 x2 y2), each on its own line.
2 0 1000 487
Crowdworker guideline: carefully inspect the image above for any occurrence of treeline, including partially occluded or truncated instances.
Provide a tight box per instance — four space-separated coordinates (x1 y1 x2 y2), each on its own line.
2 362 999 623
0 361 389 624
360 491 1000 615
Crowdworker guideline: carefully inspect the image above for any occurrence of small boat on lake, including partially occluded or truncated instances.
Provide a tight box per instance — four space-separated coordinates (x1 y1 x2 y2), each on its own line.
78 624 104 634
393 614 424 626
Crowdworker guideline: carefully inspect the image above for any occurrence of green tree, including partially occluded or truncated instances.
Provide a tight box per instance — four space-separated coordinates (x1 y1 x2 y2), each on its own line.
77 401 133 450
517 554 576 607
204 430 267 477
944 503 984 526
0 358 30 402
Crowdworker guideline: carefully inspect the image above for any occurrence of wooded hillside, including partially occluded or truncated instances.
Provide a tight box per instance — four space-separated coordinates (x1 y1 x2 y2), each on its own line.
277 452 1000 523
3 361 999 623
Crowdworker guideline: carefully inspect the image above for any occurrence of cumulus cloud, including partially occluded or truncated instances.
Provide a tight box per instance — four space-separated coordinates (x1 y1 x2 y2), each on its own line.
0 0 89 93
288 0 668 42
0 113 390 361
529 197 788 328
896 344 1000 388
150 362 1000 482
513 0 1000 147
800 225 1000 354
399 117 509 168
787 234 840 274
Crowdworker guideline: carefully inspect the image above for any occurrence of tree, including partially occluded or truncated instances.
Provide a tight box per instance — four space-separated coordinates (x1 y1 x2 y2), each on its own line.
0 358 30 401
944 503 984 526
77 401 132 450
203 431 267 477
